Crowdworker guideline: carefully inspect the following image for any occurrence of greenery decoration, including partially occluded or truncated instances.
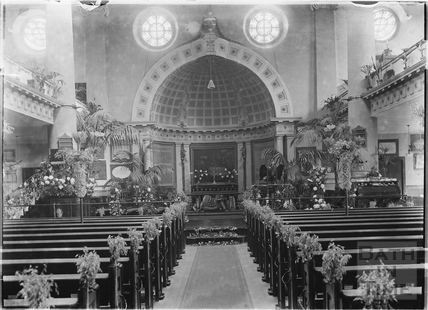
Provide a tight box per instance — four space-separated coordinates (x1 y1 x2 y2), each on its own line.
162 207 174 228
324 137 364 190
321 242 352 284
278 224 301 247
16 265 58 309
107 235 128 266
296 232 322 262
127 228 144 253
354 262 397 309
75 247 102 291
142 220 161 242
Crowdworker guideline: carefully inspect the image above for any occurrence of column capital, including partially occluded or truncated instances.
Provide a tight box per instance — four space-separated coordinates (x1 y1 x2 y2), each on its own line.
310 3 339 11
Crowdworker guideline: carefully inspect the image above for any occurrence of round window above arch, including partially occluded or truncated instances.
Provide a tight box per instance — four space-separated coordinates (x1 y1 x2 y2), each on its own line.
133 7 178 52
12 9 46 55
243 5 288 49
374 8 399 42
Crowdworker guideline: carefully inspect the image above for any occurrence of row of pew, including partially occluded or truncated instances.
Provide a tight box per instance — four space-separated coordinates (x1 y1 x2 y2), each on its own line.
246 205 425 309
1 211 187 309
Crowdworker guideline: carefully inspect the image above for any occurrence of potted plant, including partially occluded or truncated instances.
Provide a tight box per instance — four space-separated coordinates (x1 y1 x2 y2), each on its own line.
321 242 352 309
296 232 322 309
354 262 397 309
15 265 58 309
107 235 128 309
75 247 102 309
128 228 144 309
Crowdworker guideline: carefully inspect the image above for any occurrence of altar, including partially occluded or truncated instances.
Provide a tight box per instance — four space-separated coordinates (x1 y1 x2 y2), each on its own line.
191 182 238 212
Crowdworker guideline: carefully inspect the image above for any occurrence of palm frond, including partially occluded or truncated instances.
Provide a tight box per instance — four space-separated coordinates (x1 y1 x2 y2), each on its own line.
292 129 324 146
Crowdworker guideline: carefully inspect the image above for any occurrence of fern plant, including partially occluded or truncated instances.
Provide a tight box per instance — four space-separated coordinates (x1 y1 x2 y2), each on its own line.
107 235 128 266
16 265 58 309
321 242 352 283
76 247 102 291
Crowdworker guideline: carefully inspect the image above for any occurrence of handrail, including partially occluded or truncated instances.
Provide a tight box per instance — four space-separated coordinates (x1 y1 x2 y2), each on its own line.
379 38 425 72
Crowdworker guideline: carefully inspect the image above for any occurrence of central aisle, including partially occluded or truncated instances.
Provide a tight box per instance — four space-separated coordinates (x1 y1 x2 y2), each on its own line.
155 244 277 309
179 245 253 309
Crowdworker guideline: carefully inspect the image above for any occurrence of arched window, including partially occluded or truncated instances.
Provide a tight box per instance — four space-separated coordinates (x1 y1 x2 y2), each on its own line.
374 8 398 42
244 6 288 49
133 7 177 52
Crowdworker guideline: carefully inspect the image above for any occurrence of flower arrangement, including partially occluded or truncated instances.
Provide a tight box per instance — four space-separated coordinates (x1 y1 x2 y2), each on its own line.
324 137 364 190
308 197 331 210
133 186 157 214
321 242 352 284
367 166 382 178
76 247 102 291
109 187 126 216
296 232 322 263
191 169 208 183
107 235 128 266
9 149 98 202
16 264 58 309
55 207 63 218
354 262 397 309
220 168 238 182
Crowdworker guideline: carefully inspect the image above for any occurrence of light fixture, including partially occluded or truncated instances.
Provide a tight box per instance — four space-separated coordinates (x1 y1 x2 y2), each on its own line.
207 56 215 90
407 124 411 154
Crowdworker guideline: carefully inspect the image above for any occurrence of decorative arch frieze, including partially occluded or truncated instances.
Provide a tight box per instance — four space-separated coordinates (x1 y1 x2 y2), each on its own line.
131 38 294 123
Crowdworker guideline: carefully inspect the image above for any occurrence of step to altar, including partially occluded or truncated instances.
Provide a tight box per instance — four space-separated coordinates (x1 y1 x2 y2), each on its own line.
185 210 247 245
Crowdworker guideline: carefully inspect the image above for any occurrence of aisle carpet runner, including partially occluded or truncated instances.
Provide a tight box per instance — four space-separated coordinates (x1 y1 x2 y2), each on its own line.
179 245 253 309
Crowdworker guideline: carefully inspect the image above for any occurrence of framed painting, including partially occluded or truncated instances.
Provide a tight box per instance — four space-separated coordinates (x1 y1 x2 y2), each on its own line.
190 143 237 183
413 153 424 170
378 139 399 156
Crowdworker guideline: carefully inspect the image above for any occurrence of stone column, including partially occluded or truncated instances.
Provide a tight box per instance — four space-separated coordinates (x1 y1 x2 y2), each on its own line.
85 9 109 107
285 135 295 163
182 143 191 195
245 141 253 187
314 6 338 112
347 4 378 170
143 140 152 169
46 2 77 149
275 135 285 155
175 143 184 193
237 142 245 192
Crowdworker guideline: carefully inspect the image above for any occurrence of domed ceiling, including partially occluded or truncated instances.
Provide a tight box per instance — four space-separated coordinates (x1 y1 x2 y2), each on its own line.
151 55 275 129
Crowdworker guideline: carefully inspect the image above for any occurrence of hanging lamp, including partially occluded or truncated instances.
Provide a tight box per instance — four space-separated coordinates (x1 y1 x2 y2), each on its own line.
207 56 215 89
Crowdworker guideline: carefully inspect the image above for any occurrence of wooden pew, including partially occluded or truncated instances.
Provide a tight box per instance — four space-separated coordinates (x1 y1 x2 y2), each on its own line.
245 206 424 309
2 215 186 309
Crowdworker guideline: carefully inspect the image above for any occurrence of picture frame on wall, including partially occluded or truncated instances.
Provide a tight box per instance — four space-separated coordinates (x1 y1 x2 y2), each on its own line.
378 139 399 156
413 153 424 170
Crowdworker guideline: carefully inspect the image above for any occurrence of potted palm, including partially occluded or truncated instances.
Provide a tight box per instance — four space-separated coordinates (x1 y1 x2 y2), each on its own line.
15 265 58 309
75 247 102 309
107 235 128 309
321 242 352 309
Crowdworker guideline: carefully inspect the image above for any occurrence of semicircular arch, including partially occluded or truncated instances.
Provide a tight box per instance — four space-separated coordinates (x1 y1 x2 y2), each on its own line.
131 38 294 123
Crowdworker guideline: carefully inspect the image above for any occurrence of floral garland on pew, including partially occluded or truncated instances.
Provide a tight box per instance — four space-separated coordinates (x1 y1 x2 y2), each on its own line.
242 199 322 262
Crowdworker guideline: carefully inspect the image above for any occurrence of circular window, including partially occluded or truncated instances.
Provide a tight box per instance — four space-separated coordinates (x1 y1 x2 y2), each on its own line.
12 9 46 55
374 8 398 41
249 12 280 44
244 6 288 49
133 7 177 52
23 17 46 50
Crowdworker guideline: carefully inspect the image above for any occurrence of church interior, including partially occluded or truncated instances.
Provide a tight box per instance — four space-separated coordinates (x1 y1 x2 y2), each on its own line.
1 1 426 309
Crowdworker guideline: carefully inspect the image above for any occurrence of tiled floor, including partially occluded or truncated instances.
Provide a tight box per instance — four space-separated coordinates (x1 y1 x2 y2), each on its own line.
155 243 277 309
